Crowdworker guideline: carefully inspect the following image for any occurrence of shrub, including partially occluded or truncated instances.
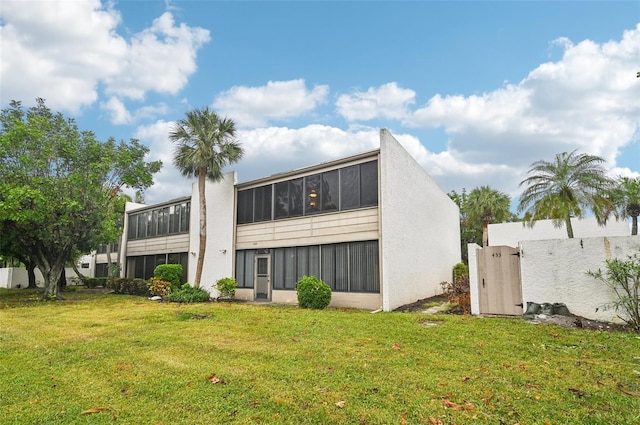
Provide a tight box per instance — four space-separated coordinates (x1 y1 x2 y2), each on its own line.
153 264 183 290
84 277 107 288
107 278 150 296
168 283 211 303
441 263 471 314
296 275 332 309
147 278 172 299
588 251 640 331
215 277 236 300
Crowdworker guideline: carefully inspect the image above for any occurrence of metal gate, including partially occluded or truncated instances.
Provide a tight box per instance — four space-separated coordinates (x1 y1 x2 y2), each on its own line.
477 245 523 316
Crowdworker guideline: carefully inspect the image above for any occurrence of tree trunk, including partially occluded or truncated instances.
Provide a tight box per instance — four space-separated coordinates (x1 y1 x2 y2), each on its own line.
71 261 87 284
194 170 207 289
26 261 37 289
58 268 67 291
482 221 489 247
41 263 64 300
106 248 113 278
565 215 574 238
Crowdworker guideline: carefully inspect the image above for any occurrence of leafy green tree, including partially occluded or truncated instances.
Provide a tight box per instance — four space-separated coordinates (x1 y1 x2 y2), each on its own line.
0 99 161 299
170 107 244 288
517 150 613 238
466 186 512 247
609 176 640 235
448 189 481 262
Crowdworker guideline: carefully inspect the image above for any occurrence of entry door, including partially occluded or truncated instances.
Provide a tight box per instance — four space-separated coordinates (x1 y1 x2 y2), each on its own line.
477 245 522 316
254 255 271 301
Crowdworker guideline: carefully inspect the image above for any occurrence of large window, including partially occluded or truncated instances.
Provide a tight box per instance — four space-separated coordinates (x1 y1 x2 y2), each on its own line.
128 201 190 240
126 253 188 282
235 240 379 293
237 160 378 224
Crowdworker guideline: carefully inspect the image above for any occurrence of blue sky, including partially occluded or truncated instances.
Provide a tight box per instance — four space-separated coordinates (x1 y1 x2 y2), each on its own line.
1 0 639 207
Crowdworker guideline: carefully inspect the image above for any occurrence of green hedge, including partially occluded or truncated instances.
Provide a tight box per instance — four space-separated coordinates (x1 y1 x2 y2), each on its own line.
296 276 332 309
106 278 150 296
153 264 183 290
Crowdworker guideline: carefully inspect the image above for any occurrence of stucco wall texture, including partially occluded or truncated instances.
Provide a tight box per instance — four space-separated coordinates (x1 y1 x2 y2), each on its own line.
520 236 640 323
190 172 237 296
379 129 461 311
488 217 631 247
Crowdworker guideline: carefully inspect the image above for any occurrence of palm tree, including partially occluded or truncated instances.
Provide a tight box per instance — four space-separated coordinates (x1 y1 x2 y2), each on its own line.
517 150 613 238
170 107 243 288
465 186 512 247
609 176 640 235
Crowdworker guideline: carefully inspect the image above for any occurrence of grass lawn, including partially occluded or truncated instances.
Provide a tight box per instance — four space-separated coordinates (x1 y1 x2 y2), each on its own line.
1 288 639 424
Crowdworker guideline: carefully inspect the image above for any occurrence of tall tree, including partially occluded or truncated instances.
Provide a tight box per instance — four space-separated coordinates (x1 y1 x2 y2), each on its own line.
170 107 243 288
448 189 481 262
0 99 162 299
609 176 640 235
465 186 512 247
517 150 613 238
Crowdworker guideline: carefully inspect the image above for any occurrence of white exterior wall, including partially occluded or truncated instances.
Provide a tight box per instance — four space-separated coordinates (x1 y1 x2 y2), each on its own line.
488 217 630 248
467 243 482 315
519 236 640 323
379 129 461 311
0 264 88 288
189 172 236 297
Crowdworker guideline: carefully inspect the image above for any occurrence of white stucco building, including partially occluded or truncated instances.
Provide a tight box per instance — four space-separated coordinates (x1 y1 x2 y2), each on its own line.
113 129 461 311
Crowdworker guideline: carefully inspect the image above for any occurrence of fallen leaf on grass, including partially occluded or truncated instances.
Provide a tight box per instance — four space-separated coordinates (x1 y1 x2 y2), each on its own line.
81 407 108 414
335 400 346 408
207 373 227 385
620 388 640 397
568 388 586 398
461 376 470 382
442 399 475 410
392 343 401 350
429 417 443 425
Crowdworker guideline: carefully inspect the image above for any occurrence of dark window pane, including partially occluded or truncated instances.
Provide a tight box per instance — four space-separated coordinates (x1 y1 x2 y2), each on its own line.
158 207 169 235
128 214 137 240
305 174 322 215
134 256 144 278
349 241 379 292
148 210 158 237
273 249 285 289
274 181 290 219
309 246 320 278
137 213 147 239
289 178 303 217
169 206 178 233
244 251 255 288
340 165 360 210
296 246 308 281
181 203 190 232
321 245 335 290
254 185 272 222
237 189 254 224
284 247 296 289
322 170 339 212
360 161 378 207
235 251 245 287
335 243 349 292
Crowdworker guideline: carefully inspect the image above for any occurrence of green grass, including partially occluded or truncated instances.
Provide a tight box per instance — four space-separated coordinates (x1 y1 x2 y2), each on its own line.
1 289 639 424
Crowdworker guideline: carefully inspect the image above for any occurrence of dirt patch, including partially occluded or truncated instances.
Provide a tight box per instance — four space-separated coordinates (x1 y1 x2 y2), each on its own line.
395 295 634 332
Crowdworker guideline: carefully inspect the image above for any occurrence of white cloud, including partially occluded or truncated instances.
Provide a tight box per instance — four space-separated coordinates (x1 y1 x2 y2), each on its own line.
213 79 329 128
0 1 209 114
101 97 132 125
336 82 416 122
133 120 194 203
405 24 640 177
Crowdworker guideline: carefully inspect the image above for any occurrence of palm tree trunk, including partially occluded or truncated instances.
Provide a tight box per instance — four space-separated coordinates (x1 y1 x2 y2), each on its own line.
482 221 489 247
565 215 574 238
194 170 207 288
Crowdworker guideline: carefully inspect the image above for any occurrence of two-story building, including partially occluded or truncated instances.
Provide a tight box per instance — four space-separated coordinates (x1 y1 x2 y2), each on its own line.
103 129 460 311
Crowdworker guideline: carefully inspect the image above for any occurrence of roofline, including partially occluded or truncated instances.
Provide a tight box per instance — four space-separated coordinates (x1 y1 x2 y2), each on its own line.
126 195 192 213
237 148 380 189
